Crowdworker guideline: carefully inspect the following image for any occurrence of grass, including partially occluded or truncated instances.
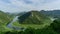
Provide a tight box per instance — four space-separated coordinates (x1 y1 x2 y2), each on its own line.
0 11 14 33
12 19 52 29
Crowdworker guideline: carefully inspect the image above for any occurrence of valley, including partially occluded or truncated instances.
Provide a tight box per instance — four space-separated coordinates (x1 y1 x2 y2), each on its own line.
0 10 60 34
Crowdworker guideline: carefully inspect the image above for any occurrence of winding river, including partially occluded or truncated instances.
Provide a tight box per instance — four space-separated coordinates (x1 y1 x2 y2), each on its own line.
7 16 21 30
7 16 57 30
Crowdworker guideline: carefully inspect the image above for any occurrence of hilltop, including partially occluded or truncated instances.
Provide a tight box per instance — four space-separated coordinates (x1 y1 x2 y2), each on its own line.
18 11 51 24
11 11 52 29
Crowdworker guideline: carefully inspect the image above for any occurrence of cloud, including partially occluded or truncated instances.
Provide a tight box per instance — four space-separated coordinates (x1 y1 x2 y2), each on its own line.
0 0 60 13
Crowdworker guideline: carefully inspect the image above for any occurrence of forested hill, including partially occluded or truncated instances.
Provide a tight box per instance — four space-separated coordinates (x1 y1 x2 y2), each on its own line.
18 11 51 24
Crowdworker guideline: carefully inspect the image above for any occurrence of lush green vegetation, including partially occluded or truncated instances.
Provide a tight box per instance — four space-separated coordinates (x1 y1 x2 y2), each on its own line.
1 19 60 34
0 27 58 34
0 11 13 25
18 11 51 24
12 11 52 29
12 20 51 29
50 19 60 34
0 10 60 34
0 11 14 33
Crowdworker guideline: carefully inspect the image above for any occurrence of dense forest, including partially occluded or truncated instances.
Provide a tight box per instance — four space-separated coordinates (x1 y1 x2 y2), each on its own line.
1 19 60 34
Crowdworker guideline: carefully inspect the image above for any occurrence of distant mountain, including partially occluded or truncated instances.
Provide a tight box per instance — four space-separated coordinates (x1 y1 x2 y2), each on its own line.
18 11 51 24
40 10 60 18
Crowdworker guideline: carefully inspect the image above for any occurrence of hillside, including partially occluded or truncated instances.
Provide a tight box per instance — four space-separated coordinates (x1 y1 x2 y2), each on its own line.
0 10 60 34
0 11 13 25
0 11 14 33
12 11 52 29
18 11 51 24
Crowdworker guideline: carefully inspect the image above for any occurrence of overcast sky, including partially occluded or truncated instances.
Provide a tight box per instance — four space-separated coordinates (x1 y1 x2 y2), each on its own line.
0 0 60 13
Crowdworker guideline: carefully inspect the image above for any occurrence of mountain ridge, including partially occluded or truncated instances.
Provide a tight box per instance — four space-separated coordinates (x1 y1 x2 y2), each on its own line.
18 11 51 24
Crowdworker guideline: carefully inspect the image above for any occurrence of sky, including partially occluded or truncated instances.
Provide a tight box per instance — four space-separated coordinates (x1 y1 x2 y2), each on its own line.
0 0 60 13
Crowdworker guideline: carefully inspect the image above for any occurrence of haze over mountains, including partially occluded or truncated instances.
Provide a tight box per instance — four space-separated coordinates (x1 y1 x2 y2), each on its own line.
7 10 60 18
40 10 60 18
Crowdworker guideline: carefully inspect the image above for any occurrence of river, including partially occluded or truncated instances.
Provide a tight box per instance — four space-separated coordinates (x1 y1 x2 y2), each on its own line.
7 16 57 30
7 16 22 30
